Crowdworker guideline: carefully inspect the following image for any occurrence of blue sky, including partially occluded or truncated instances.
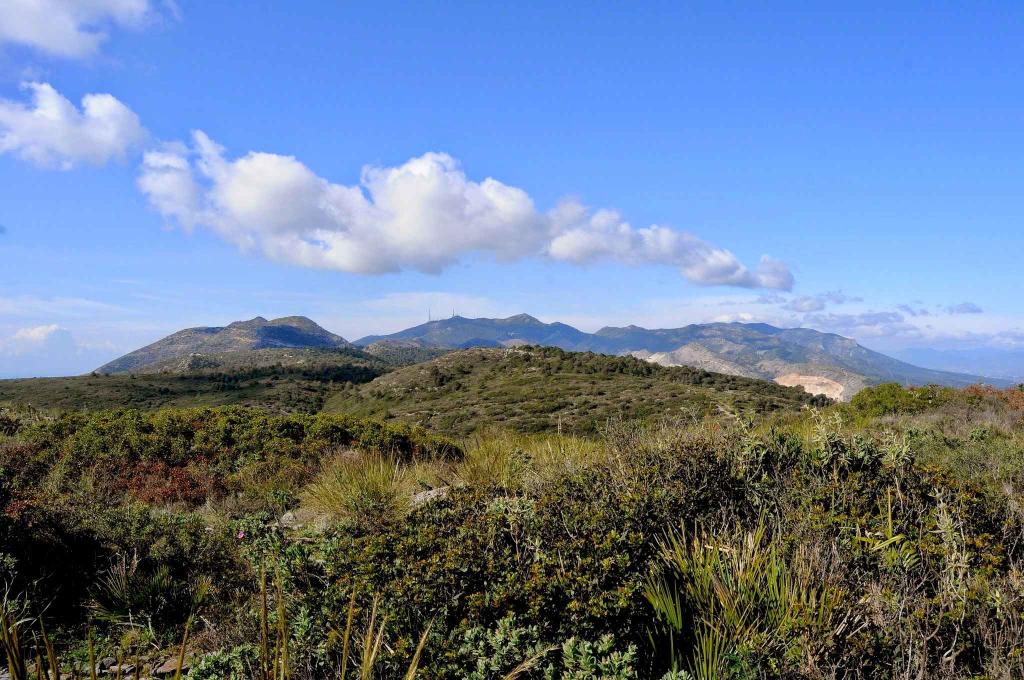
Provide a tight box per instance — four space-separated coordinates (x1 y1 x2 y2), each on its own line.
1 2 1022 377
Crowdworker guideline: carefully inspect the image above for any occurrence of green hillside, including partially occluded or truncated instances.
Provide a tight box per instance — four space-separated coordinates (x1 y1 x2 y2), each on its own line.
0 348 388 413
359 339 452 366
324 345 826 435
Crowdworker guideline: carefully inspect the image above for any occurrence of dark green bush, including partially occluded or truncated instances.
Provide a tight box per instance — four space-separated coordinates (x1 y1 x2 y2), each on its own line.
850 382 955 417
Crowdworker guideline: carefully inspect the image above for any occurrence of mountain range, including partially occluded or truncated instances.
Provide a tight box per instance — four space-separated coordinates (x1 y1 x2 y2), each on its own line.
96 313 1002 400
355 314 1000 399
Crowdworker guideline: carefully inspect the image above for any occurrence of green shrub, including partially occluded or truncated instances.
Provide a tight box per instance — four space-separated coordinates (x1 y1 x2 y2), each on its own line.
0 408 20 436
850 383 954 417
455 616 643 680
456 615 552 679
552 635 639 679
186 644 258 680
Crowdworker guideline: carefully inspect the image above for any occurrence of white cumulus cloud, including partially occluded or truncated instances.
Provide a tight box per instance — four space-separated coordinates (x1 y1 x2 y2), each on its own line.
0 82 146 169
545 202 791 288
137 142 200 225
138 131 793 289
0 0 158 59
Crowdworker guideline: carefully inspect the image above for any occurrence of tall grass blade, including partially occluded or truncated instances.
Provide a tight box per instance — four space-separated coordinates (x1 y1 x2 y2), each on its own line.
41 619 60 680
359 596 382 680
88 626 97 680
275 572 289 680
0 597 28 680
339 589 357 680
260 568 270 680
500 645 557 680
171 615 192 680
402 619 433 680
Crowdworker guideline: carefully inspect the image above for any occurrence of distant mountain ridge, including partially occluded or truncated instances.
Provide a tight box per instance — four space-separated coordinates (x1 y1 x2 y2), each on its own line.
893 346 1024 382
356 313 603 352
97 316 350 374
356 314 1000 399
98 313 1001 399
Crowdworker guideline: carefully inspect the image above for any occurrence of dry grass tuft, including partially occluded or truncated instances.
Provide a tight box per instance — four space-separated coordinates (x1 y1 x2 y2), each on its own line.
303 453 416 531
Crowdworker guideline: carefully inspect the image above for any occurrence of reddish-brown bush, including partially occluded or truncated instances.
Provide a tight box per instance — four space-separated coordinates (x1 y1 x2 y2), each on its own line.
117 458 217 505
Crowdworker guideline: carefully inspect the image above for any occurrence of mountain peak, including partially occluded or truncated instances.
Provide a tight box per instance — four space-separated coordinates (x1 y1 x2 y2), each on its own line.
269 315 321 328
97 315 348 374
354 312 597 350
228 316 269 327
504 313 542 324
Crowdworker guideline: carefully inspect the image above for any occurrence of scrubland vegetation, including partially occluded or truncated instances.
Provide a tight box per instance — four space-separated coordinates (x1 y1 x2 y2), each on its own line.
2 379 1024 678
325 346 825 435
0 346 822 434
0 359 385 414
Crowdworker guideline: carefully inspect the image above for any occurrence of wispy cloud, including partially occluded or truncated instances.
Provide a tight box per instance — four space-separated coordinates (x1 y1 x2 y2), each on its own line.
0 71 792 290
897 304 930 317
11 323 60 342
946 302 983 315
781 290 861 313
0 294 132 318
783 297 827 313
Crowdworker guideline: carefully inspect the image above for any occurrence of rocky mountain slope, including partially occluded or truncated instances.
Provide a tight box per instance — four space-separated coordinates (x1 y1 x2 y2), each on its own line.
358 315 997 399
97 316 350 374
94 313 998 399
604 322 991 400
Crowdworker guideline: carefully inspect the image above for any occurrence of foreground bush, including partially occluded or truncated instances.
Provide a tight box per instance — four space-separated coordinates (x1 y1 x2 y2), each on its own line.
2 396 1024 678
